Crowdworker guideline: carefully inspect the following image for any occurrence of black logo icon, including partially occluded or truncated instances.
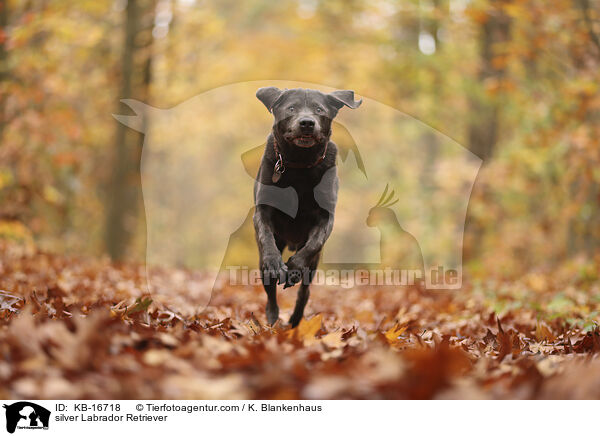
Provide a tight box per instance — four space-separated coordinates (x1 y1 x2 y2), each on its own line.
3 402 50 434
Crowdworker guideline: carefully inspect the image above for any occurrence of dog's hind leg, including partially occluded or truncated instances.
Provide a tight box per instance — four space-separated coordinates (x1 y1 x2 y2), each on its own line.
289 284 309 328
264 281 279 325
289 255 319 327
261 236 286 325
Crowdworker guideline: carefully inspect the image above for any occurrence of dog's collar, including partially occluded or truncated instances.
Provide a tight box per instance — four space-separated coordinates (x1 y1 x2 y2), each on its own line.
271 137 327 183
273 137 327 168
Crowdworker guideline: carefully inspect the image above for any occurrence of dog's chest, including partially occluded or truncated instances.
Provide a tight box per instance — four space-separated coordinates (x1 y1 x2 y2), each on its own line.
271 168 331 244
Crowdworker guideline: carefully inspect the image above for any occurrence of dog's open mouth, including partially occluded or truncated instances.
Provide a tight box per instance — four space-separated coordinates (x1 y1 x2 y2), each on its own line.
292 135 317 148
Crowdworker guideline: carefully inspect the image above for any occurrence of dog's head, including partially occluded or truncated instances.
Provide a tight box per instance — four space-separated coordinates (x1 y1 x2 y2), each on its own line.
256 87 362 148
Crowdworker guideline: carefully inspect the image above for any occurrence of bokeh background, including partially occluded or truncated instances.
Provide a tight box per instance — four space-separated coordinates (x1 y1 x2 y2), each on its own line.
1 0 599 282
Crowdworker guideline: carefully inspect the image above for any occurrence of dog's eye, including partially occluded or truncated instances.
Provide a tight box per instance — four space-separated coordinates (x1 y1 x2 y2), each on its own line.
288 106 295 112
315 107 324 114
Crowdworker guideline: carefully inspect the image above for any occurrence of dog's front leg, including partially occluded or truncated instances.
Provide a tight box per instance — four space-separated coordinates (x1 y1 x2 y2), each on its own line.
284 215 333 327
285 213 334 288
254 205 287 324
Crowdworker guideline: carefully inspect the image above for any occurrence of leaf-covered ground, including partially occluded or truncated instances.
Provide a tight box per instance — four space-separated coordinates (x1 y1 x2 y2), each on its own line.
1 244 600 400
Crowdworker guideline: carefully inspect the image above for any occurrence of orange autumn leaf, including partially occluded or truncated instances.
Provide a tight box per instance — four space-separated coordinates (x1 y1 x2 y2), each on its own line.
287 314 323 344
535 321 556 342
384 323 408 346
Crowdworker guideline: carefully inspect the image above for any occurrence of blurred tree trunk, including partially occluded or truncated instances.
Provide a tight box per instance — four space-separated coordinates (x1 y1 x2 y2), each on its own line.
581 0 600 257
419 0 447 177
578 0 600 58
419 1 448 266
0 0 8 142
105 0 155 260
467 0 511 161
568 0 600 257
399 1 420 50
464 1 511 263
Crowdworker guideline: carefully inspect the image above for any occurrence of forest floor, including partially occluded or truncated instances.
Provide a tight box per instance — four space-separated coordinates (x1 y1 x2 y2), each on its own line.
1 243 600 400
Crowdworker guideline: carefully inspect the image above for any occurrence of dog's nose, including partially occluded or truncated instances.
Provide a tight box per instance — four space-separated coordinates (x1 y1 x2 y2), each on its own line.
299 118 315 130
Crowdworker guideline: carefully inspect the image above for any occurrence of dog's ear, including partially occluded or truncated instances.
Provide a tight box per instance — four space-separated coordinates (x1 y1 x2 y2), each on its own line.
256 87 285 113
327 90 362 110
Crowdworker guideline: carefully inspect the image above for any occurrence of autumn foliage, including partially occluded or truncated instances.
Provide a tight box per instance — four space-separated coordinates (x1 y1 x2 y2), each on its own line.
1 243 600 400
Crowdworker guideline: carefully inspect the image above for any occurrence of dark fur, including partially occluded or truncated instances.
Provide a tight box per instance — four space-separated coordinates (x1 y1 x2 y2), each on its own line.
253 87 361 326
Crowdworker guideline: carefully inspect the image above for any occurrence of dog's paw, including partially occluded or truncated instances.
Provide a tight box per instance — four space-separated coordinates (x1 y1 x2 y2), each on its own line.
288 312 303 328
266 301 280 325
262 255 287 285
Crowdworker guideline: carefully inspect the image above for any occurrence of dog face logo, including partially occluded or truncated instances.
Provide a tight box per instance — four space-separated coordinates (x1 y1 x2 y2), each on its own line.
3 402 50 433
113 80 481 308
